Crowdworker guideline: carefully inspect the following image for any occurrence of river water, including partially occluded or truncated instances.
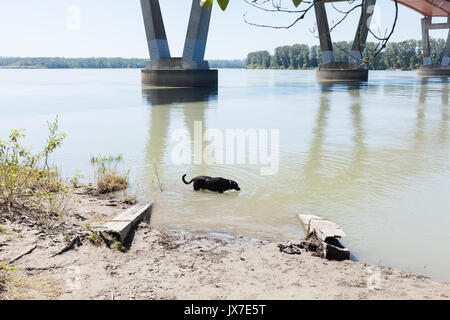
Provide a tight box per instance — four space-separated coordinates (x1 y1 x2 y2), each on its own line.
0 68 449 281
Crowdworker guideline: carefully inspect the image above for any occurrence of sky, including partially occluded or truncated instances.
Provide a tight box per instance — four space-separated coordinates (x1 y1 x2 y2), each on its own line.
0 0 447 59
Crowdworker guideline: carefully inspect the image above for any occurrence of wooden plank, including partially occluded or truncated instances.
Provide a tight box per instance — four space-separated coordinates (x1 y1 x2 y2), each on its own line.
103 201 153 243
298 214 346 241
298 213 350 261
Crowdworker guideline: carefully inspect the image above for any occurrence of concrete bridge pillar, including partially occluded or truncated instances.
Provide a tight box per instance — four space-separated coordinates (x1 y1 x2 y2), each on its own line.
315 0 370 81
421 17 432 66
314 0 335 65
183 0 212 65
349 0 376 65
441 27 450 66
140 0 171 61
418 15 450 77
140 0 218 87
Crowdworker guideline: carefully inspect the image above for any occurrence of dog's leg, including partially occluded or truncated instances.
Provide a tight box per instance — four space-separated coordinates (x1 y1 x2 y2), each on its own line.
193 180 201 191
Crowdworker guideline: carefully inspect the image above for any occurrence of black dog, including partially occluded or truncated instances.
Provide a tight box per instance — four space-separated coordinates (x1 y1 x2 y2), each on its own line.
182 174 241 194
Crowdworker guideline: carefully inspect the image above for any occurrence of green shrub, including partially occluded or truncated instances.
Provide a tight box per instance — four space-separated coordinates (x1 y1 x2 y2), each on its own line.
0 117 69 223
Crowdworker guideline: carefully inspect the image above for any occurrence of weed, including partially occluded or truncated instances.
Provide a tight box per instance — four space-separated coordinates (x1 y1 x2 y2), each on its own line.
0 117 71 226
69 169 84 188
121 191 137 205
114 239 128 253
0 262 16 294
81 223 93 231
1 276 63 300
91 154 129 194
87 232 104 247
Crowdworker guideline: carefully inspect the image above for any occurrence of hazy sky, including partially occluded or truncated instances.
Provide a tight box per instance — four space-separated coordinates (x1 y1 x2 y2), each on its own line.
0 0 447 59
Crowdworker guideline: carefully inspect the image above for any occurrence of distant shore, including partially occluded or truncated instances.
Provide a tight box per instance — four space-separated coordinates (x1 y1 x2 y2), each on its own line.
0 57 245 70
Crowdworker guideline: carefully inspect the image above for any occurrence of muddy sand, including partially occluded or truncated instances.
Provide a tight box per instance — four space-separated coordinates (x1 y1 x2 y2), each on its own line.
1 188 449 300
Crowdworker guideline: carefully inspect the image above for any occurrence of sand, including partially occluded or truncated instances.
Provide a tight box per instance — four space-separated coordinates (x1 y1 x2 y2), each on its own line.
1 188 450 300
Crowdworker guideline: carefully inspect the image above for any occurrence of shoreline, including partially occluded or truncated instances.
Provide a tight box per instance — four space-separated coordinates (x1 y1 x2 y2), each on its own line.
1 188 449 300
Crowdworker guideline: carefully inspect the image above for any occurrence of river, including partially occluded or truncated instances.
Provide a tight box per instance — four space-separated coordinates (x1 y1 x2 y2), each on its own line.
0 68 449 281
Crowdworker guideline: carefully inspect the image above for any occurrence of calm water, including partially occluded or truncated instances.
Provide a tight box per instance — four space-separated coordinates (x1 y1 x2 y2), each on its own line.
0 69 449 281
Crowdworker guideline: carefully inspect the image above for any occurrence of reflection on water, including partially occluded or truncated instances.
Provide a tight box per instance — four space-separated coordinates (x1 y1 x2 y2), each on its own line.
142 87 218 106
141 86 217 184
0 69 449 281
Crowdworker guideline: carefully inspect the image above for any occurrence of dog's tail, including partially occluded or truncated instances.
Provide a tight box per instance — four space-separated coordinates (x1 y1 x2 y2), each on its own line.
182 174 194 185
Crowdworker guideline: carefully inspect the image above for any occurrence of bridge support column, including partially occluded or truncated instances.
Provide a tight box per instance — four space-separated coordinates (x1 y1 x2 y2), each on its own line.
182 0 212 69
441 28 450 66
349 0 376 65
314 0 335 65
421 17 432 66
140 0 171 61
141 0 218 87
418 16 450 77
315 0 369 81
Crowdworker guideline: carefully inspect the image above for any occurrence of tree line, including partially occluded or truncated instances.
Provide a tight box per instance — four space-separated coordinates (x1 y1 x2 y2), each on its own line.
246 39 447 70
0 57 245 69
0 57 148 69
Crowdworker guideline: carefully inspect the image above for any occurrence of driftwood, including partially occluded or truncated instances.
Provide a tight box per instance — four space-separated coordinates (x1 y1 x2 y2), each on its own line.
10 244 37 264
49 236 82 258
102 201 153 243
298 214 350 261
278 243 302 255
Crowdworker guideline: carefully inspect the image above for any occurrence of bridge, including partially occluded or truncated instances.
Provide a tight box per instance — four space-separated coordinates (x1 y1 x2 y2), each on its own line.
140 0 450 86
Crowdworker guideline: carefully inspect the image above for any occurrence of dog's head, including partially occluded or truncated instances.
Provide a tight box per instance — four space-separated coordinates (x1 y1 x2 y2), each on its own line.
229 180 241 191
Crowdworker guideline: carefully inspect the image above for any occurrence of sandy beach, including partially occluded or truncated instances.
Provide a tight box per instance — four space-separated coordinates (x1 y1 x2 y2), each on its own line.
1 187 449 300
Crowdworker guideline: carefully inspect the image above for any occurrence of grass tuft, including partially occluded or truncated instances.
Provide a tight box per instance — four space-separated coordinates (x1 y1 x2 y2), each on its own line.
91 154 129 194
87 232 104 247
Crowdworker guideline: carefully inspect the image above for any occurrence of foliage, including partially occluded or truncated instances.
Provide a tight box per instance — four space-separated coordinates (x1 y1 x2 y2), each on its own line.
0 57 245 70
0 117 70 224
0 262 16 294
42 116 66 171
208 59 245 68
91 154 129 194
0 57 148 69
69 169 84 188
90 154 123 164
121 192 137 205
87 232 104 247
246 38 447 70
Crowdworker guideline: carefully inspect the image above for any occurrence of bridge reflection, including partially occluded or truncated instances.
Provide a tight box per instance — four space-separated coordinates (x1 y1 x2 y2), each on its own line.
141 87 218 188
300 78 449 204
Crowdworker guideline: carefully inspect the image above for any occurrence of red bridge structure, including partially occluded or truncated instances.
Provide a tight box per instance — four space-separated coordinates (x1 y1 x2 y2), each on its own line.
398 0 450 76
313 0 450 80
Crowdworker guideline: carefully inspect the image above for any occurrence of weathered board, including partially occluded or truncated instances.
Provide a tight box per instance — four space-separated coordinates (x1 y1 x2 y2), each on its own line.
103 201 153 243
298 213 350 261
298 214 346 241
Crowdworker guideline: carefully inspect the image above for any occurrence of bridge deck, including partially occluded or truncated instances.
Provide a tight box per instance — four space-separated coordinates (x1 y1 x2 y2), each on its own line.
328 0 449 17
396 0 450 16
